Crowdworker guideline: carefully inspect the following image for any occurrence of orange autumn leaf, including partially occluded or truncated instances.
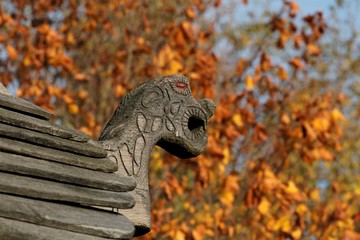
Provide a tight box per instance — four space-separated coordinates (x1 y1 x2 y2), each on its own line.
289 57 304 70
277 66 288 80
6 44 18 60
74 73 89 82
78 89 89 100
312 117 330 132
281 113 291 125
22 55 32 67
307 43 321 56
289 1 300 17
185 7 196 20
68 103 79 114
214 0 222 7
319 148 334 161
236 58 247 76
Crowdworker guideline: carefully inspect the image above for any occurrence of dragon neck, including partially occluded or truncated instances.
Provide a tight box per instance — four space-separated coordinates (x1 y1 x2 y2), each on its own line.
100 112 163 189
98 111 165 235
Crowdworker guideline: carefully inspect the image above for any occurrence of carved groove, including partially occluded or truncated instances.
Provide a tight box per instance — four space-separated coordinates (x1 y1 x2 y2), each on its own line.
133 135 145 175
119 144 132 176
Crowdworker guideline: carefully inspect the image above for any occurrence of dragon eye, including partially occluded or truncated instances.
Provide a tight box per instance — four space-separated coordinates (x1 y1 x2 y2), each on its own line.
170 80 190 96
175 82 188 90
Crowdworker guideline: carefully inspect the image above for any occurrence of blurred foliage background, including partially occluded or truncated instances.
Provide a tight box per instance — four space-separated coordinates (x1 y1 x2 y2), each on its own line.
1 0 359 239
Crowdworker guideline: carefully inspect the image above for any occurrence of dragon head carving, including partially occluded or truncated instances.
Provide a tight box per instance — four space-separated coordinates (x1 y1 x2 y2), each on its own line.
99 74 215 235
100 74 215 158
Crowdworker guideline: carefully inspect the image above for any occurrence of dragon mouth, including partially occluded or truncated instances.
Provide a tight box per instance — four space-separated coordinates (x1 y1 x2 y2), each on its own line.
182 107 207 141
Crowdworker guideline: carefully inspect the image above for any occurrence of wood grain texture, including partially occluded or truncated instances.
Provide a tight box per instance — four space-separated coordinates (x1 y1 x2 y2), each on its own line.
0 152 135 192
0 194 135 239
0 93 52 120
0 172 135 209
0 217 114 240
0 107 89 142
0 123 107 157
0 138 117 172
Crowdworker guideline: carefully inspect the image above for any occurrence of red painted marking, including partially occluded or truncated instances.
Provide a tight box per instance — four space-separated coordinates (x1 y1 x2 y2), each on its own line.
175 82 188 90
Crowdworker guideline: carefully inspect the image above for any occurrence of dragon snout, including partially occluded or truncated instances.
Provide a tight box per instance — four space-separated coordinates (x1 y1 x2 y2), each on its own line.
199 99 216 120
181 99 215 141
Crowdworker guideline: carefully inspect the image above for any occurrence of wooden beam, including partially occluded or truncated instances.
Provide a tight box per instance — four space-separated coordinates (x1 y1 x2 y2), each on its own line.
0 172 135 209
0 194 135 239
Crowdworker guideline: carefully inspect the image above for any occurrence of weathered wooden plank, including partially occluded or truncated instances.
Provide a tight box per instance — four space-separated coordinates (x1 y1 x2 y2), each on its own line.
0 123 107 158
0 172 135 209
0 194 135 239
0 93 53 120
0 217 114 240
0 138 117 172
0 152 135 192
0 107 89 142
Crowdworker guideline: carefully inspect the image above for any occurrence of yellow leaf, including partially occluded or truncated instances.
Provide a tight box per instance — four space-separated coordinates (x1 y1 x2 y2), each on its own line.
22 55 32 67
174 230 186 240
221 191 234 207
258 197 270 215
68 103 79 115
165 60 183 75
331 108 344 121
6 44 18 60
232 114 244 128
284 181 299 194
296 204 308 215
245 74 254 90
274 215 291 233
222 147 231 164
291 228 302 239
310 189 320 201
312 117 330 132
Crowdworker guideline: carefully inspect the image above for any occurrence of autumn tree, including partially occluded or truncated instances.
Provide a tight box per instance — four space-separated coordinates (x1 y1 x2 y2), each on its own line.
1 0 359 239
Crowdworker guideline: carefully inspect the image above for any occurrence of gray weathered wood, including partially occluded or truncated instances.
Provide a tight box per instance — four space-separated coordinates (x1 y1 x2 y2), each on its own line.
0 84 10 96
0 152 135 192
0 93 52 120
0 107 89 142
0 138 117 172
0 172 135 209
0 123 107 158
0 194 135 239
97 75 216 234
0 217 113 240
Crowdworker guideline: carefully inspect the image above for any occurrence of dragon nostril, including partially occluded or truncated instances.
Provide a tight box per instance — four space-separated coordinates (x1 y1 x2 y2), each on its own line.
188 116 204 132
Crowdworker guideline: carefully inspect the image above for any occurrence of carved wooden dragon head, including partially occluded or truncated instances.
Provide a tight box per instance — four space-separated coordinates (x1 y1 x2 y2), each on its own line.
98 74 215 235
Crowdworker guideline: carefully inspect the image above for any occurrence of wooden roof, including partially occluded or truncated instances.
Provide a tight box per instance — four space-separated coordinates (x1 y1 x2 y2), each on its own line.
0 92 136 239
